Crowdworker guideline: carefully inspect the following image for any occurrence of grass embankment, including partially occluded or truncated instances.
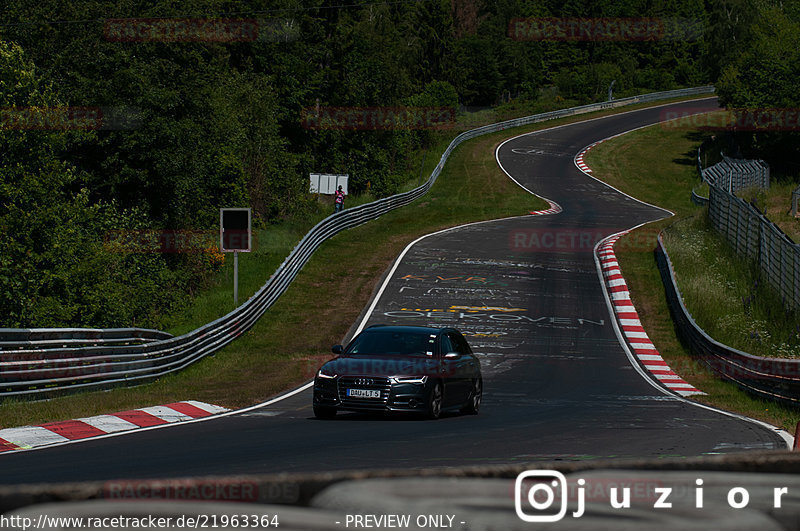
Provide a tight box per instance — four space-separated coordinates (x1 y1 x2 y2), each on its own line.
586 124 800 431
161 150 442 337
664 217 800 358
765 181 800 242
0 95 710 429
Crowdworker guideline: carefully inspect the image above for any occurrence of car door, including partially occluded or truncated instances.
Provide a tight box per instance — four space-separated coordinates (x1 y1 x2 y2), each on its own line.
437 333 460 407
440 332 472 404
453 332 479 379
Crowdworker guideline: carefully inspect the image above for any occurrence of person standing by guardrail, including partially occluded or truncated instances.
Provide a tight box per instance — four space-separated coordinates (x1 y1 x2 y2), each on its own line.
334 185 346 213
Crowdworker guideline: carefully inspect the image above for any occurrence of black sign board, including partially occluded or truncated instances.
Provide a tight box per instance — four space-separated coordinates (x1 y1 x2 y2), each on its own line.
220 208 251 252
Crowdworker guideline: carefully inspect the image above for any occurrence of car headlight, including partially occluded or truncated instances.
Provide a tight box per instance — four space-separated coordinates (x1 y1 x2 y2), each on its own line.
391 376 428 384
317 369 337 379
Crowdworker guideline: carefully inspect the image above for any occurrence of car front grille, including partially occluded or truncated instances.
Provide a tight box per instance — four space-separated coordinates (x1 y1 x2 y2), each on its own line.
338 376 391 407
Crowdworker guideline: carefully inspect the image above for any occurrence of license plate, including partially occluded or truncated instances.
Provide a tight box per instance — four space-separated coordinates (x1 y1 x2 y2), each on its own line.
347 388 381 399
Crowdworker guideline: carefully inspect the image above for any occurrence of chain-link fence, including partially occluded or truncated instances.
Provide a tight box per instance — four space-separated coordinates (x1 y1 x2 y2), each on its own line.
701 157 800 311
701 154 769 193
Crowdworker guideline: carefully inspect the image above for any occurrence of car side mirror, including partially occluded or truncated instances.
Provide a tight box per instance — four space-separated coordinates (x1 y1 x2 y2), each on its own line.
332 345 344 355
444 352 459 359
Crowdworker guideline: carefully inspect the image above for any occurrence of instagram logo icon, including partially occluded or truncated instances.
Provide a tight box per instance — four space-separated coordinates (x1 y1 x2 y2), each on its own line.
515 470 568 522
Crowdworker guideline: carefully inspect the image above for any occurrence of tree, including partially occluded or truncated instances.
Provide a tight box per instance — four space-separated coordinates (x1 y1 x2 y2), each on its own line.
715 4 800 168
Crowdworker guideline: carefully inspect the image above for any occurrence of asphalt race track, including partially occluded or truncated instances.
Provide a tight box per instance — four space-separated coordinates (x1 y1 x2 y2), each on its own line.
0 99 788 486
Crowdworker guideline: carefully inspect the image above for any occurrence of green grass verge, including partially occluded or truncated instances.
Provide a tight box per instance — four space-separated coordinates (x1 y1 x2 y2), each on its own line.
160 132 455 336
0 94 712 429
585 124 800 431
737 181 800 244
664 215 800 358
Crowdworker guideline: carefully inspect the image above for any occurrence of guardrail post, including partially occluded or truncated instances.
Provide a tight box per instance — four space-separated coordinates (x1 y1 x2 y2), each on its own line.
234 251 239 306
794 422 800 451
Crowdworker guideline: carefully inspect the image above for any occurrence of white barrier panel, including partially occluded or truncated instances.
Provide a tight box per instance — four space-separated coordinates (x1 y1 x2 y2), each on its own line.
310 173 348 195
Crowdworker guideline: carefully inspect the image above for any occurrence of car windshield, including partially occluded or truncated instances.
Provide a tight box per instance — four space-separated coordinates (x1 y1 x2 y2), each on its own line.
346 330 435 356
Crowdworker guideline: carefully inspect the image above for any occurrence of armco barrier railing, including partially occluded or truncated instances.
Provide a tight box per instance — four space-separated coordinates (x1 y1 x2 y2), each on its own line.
656 235 800 405
692 143 710 205
0 86 716 398
0 328 172 350
691 185 709 206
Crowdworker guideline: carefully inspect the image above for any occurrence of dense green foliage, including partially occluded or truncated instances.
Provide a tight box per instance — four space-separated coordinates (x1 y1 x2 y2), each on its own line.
711 0 800 175
0 0 774 328
0 42 201 326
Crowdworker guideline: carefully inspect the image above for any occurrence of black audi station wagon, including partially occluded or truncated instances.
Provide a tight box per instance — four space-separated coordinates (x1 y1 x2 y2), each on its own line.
312 325 482 419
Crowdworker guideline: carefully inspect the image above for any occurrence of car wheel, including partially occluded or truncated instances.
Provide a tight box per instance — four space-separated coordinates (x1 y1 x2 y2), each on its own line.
462 377 482 415
426 382 443 420
314 405 337 419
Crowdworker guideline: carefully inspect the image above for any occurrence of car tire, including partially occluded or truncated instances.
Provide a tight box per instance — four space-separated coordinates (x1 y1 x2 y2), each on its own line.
426 382 443 420
462 377 482 415
314 405 337 419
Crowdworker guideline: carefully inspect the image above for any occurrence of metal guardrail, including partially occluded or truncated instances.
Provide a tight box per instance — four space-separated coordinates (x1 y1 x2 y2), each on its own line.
0 86 716 398
692 143 710 205
691 186 709 206
656 235 800 405
0 328 172 350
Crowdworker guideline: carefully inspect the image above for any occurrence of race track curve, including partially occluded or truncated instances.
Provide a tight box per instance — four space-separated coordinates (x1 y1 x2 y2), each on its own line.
0 99 787 486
